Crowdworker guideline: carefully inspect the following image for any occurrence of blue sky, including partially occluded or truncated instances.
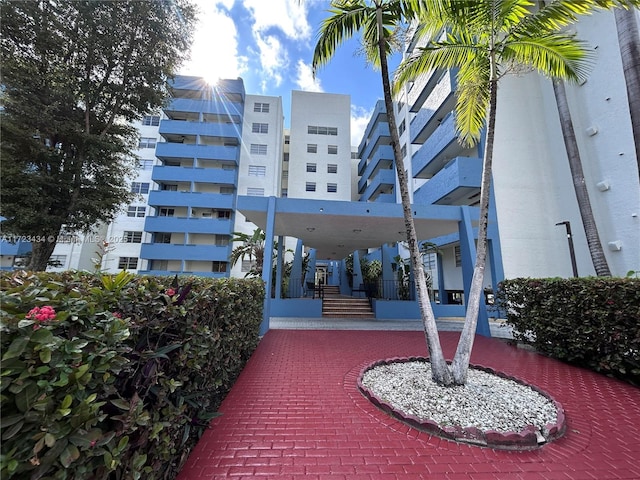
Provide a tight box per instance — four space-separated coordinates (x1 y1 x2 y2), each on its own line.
179 0 401 145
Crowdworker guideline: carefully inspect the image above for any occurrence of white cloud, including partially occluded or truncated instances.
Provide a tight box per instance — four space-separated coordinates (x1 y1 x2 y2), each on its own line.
295 60 323 92
242 0 311 41
351 105 373 147
181 1 247 83
255 34 288 90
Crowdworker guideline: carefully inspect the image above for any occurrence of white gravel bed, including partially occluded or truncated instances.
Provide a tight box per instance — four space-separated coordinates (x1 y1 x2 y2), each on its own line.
361 361 558 434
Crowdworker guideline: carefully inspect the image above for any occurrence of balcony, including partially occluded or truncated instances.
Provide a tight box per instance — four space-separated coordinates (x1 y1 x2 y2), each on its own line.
358 145 394 193
413 157 481 206
139 269 227 279
0 239 32 256
358 123 391 175
411 112 462 179
410 71 457 145
159 120 241 139
357 100 386 154
170 76 245 103
148 191 235 209
151 165 236 184
155 142 239 163
140 243 230 262
164 97 243 119
360 168 396 203
144 216 233 235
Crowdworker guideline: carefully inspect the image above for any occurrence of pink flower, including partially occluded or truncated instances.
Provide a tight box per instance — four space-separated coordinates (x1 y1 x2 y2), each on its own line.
113 312 122 319
166 288 176 296
26 306 57 324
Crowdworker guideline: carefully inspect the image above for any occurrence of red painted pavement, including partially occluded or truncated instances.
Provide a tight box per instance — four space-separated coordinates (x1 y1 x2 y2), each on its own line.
177 330 640 479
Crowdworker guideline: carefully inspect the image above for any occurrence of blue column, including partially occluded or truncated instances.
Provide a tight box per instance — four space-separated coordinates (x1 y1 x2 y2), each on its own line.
437 253 447 304
352 250 364 297
275 235 284 300
305 249 317 286
288 239 303 298
381 244 395 299
459 206 491 337
260 197 277 335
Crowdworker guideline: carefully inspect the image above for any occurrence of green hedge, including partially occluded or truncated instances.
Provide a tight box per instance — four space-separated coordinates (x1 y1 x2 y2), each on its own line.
497 277 640 384
0 270 264 479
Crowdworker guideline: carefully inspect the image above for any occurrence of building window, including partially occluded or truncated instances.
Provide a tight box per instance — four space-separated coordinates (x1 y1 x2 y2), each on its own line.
138 137 156 149
306 163 317 173
220 186 234 194
399 119 406 136
455 245 461 267
284 135 290 145
397 101 405 113
401 144 407 158
161 184 178 191
252 122 268 133
328 164 338 174
281 188 288 197
215 235 229 246
49 255 67 268
217 210 231 219
282 170 289 178
328 145 338 155
247 187 264 196
131 182 150 194
138 159 154 170
152 260 168 270
142 115 160 126
327 183 337 193
308 125 338 136
159 208 174 217
250 144 267 155
248 165 266 177
155 233 171 244
241 259 256 273
123 231 143 243
127 206 146 217
118 257 138 270
307 144 317 153
253 102 270 113
306 182 316 192
212 261 227 273
283 153 289 162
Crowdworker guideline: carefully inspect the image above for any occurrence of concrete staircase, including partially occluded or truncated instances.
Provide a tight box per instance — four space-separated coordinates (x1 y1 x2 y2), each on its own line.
321 285 374 319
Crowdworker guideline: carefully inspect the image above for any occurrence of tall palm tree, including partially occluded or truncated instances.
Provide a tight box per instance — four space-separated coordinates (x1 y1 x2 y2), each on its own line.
312 0 454 385
395 0 594 384
613 6 640 177
552 79 612 276
547 1 640 277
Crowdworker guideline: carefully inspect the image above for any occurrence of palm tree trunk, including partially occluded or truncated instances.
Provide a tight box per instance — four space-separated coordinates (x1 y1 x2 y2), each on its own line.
614 7 640 179
450 76 497 385
375 5 452 386
552 79 612 276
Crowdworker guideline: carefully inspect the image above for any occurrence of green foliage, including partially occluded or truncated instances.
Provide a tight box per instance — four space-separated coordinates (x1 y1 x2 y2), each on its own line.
497 277 640 384
0 271 263 479
0 0 196 271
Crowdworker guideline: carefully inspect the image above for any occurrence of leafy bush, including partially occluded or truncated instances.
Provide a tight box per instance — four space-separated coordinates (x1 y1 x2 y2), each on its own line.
497 277 640 384
0 270 264 479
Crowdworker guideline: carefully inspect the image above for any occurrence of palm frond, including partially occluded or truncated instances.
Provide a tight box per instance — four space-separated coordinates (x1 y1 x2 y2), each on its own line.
502 33 594 83
393 33 485 95
312 1 371 75
454 58 491 146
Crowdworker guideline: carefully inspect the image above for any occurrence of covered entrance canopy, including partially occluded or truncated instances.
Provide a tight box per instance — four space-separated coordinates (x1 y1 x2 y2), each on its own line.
237 196 472 260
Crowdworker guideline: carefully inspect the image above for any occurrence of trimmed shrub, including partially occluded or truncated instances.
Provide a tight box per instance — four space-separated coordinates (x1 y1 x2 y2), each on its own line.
497 277 640 384
0 270 264 479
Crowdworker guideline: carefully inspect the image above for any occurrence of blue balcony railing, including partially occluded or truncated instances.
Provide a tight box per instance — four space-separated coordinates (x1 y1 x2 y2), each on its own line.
411 112 458 179
159 120 241 139
140 243 230 262
155 143 239 163
143 216 233 235
151 165 236 184
148 191 235 209
413 157 481 206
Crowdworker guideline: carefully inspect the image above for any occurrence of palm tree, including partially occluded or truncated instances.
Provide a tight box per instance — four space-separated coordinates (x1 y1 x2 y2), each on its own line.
312 0 454 385
552 79 612 276
394 0 594 384
229 228 266 277
613 6 640 177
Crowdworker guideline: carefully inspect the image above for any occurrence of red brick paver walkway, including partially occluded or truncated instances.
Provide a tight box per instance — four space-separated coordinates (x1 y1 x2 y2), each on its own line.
177 330 640 479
